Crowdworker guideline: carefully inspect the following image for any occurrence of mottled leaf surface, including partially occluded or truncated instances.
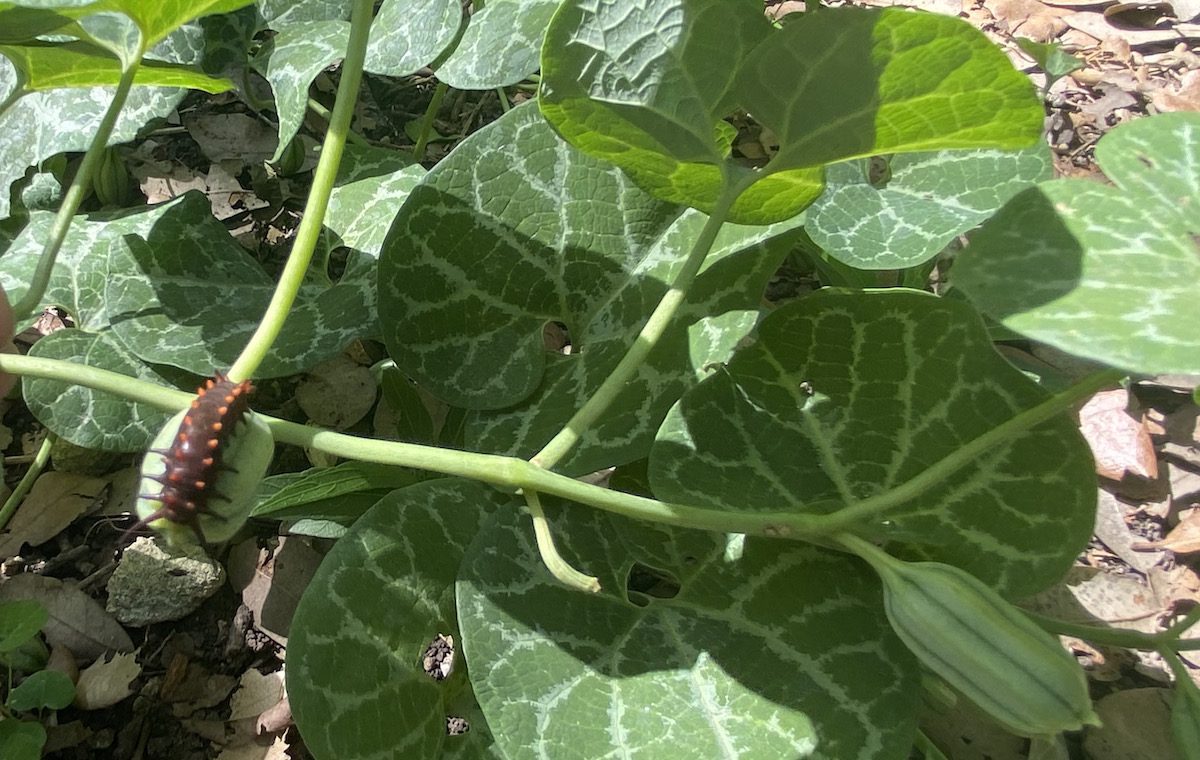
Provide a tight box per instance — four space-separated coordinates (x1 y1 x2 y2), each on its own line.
258 0 349 24
0 41 231 91
458 505 919 759
23 330 172 451
651 290 1095 596
539 0 789 222
0 17 242 217
102 192 377 377
540 3 1041 224
288 479 500 760
253 20 349 162
807 146 1051 269
379 104 801 475
953 113 1200 373
325 145 424 256
437 0 557 89
0 195 194 329
364 0 461 78
0 62 182 218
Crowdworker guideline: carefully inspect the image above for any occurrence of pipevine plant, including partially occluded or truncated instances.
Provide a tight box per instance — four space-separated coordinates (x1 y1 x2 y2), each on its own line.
1 0 1198 758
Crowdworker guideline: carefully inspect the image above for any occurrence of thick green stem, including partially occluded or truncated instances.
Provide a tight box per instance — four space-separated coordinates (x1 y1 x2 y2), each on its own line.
0 433 54 532
229 0 373 382
531 180 746 470
11 61 140 320
0 353 1129 549
810 368 1125 532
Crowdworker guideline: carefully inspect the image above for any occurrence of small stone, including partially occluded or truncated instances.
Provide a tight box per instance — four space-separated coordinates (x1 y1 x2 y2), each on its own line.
106 538 224 626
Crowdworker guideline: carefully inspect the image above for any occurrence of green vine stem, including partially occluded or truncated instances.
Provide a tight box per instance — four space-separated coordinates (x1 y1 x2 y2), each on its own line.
10 62 140 321
306 97 371 149
912 730 949 760
0 353 1129 552
1025 608 1200 652
0 432 54 532
228 0 373 383
523 490 600 592
530 176 750 471
813 367 1126 533
412 81 448 163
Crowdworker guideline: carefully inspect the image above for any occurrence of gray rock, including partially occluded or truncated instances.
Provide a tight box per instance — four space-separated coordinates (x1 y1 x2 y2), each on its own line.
106 538 224 627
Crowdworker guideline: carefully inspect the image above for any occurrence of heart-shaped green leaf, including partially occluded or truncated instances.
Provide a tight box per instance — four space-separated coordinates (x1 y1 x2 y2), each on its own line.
102 192 377 377
24 330 174 451
365 0 461 78
379 104 802 474
807 145 1051 269
252 20 349 162
7 669 75 711
0 195 194 330
436 0 558 89
325 145 424 256
745 10 1041 171
288 478 500 760
650 289 1095 597
458 504 919 758
952 112 1200 374
540 3 1042 224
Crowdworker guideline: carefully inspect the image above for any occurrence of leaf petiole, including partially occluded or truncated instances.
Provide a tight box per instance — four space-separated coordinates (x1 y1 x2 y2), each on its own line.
531 173 753 471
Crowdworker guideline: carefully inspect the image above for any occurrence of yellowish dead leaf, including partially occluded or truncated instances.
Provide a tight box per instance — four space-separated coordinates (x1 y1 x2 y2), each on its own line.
74 651 141 710
216 735 291 760
229 669 285 721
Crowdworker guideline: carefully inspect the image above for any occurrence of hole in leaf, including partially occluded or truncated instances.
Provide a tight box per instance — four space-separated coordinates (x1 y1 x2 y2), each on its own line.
725 110 776 168
446 715 470 736
867 155 892 187
543 321 571 354
625 562 681 607
421 633 454 681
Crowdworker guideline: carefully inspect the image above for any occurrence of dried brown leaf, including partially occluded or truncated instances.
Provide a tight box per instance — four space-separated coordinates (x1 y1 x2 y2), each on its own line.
0 574 133 660
229 669 285 721
1079 389 1158 480
0 471 108 557
74 651 141 710
295 356 377 429
1137 510 1200 553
